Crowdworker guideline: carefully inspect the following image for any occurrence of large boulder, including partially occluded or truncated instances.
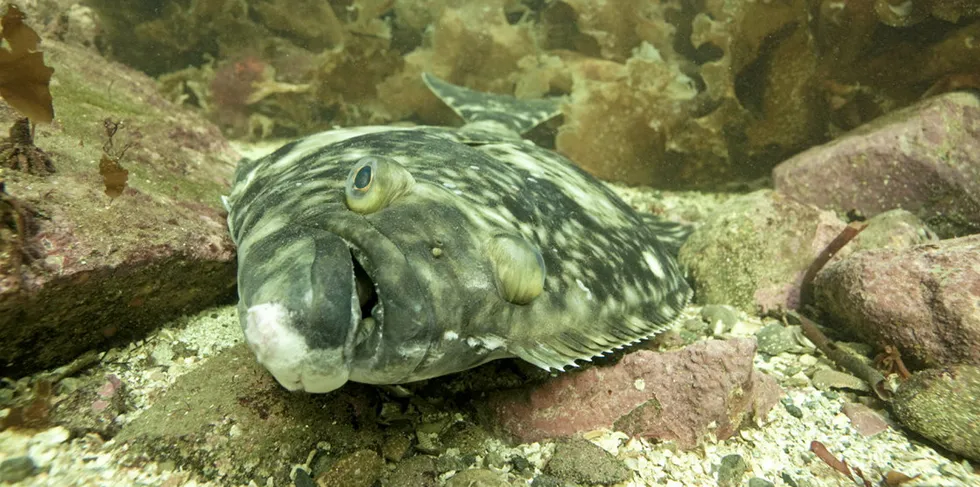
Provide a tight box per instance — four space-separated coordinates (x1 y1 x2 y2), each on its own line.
0 39 239 377
774 92 980 238
813 234 980 368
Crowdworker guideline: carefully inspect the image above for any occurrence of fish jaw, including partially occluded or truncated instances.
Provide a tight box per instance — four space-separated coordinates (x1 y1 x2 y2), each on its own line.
243 302 351 393
235 225 361 393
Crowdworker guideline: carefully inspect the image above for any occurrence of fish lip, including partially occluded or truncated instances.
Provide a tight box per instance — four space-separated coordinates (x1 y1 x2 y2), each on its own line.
296 213 436 383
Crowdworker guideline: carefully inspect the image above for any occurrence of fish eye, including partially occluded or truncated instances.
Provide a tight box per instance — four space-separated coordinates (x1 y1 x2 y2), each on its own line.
345 156 416 214
352 164 373 191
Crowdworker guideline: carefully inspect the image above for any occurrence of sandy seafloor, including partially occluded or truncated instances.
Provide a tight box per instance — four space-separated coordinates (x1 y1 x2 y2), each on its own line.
0 141 977 487
2 304 976 487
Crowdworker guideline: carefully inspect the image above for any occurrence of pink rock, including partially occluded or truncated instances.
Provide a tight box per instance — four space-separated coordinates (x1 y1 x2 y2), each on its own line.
0 40 239 377
813 234 980 368
487 338 782 448
773 92 980 238
841 403 889 437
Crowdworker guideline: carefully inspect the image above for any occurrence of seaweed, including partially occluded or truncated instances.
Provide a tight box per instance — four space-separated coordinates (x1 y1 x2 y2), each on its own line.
810 440 873 487
0 117 55 175
0 169 45 293
799 220 868 308
790 310 892 401
0 5 55 124
810 440 919 486
98 118 134 201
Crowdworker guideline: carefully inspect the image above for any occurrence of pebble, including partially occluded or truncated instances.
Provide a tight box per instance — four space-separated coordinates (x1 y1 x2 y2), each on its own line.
314 450 383 487
811 369 870 392
510 454 533 474
755 324 800 355
781 399 804 419
797 355 818 367
0 456 35 483
700 305 740 334
30 426 70 447
445 468 509 487
382 434 412 462
841 403 889 437
544 438 631 485
530 474 562 487
436 453 468 473
716 454 747 487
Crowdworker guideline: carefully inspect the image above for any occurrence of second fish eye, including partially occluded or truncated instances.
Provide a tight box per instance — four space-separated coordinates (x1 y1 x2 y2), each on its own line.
353 164 373 191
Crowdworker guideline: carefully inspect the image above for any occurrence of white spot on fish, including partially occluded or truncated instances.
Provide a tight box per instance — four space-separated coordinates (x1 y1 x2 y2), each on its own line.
443 331 459 340
466 335 506 351
643 251 665 279
576 278 593 301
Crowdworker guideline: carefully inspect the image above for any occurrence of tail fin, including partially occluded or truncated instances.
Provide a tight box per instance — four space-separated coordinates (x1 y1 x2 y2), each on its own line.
422 73 562 135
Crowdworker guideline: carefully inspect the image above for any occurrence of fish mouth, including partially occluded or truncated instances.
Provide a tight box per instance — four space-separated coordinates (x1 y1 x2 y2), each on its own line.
350 247 382 347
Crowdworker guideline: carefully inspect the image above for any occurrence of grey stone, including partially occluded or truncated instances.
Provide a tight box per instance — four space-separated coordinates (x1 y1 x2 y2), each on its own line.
544 437 631 485
716 454 747 487
0 456 35 483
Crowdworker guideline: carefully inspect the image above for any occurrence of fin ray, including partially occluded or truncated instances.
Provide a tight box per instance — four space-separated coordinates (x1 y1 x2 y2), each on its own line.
507 307 687 371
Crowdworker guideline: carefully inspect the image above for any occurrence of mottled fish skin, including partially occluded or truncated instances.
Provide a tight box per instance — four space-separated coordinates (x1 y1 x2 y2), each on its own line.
225 75 692 393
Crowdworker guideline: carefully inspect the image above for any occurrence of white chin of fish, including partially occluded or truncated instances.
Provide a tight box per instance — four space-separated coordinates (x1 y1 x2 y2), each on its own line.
243 302 351 393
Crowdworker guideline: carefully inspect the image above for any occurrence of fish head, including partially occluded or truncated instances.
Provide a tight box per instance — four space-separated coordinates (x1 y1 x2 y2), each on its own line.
232 150 445 393
231 131 554 392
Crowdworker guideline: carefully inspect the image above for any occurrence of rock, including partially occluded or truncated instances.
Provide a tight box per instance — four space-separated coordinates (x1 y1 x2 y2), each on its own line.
0 39 239 378
678 190 847 313
510 454 533 474
543 437 631 486
700 304 740 334
0 456 35 483
445 468 510 487
114 344 382 484
387 455 439 487
382 433 412 462
435 452 469 473
848 210 938 252
50 373 129 438
748 478 775 487
841 403 889 437
441 422 494 456
891 364 980 462
811 369 870 392
781 399 803 419
315 450 384 487
813 234 980 368
530 474 562 487
773 92 980 238
717 454 748 487
486 338 783 448
755 324 805 356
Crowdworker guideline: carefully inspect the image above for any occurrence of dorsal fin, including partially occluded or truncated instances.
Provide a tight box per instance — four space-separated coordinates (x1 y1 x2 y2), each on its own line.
422 73 563 135
639 214 695 257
